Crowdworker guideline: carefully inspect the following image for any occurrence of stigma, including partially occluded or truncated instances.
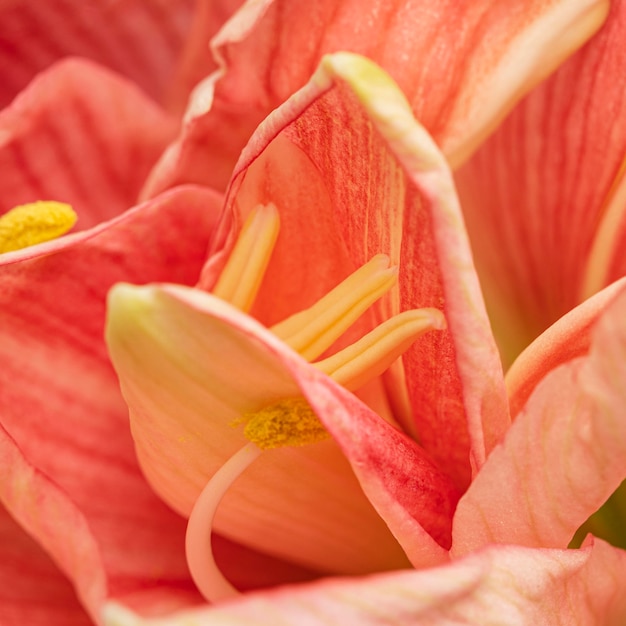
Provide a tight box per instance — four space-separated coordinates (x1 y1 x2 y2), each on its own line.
0 201 77 253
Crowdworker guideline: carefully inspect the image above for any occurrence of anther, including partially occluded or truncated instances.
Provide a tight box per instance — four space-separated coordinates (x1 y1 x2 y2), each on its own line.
271 255 398 360
0 201 77 253
313 308 446 390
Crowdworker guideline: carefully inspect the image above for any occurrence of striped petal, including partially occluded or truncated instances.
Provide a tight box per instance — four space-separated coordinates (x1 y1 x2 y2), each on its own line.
200 53 508 489
0 0 196 108
0 187 220 617
455 0 626 365
0 58 177 228
142 0 608 196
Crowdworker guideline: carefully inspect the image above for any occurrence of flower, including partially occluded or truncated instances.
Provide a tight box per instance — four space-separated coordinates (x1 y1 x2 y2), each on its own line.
2 1 626 625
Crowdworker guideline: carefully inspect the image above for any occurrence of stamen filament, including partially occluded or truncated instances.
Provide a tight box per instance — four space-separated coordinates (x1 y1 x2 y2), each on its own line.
314 308 445 390
271 255 397 361
185 442 262 602
211 204 280 312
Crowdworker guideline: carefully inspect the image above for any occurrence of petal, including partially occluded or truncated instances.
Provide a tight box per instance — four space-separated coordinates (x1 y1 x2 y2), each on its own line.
167 0 246 114
103 540 626 626
106 283 426 574
200 53 508 488
0 0 197 108
0 58 177 228
506 277 626 418
455 0 626 365
452 286 626 554
142 0 608 195
0 498 93 626
0 187 219 616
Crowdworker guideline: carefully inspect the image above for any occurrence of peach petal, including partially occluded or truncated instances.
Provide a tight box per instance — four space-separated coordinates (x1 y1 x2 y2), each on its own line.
143 0 608 195
103 540 626 625
453 287 626 554
455 0 626 364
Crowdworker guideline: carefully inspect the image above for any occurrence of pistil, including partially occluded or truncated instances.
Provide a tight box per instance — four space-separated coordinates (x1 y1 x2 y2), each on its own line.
0 201 77 253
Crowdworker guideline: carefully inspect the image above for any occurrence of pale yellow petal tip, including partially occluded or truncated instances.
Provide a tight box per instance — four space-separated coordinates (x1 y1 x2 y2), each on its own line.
105 283 157 341
242 398 329 450
0 201 77 253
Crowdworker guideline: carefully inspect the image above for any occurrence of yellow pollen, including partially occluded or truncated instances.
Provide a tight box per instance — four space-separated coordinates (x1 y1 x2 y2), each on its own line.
0 201 77 253
242 398 329 450
211 203 280 312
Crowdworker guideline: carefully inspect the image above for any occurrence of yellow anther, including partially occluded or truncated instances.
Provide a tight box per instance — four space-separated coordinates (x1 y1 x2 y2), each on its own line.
211 203 280 312
242 398 329 450
271 255 398 361
314 308 446 391
0 201 77 253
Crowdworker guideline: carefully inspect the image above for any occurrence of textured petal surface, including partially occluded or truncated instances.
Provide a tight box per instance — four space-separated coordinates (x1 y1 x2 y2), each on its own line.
0 498 93 626
107 283 448 574
0 0 196 108
0 58 177 228
455 0 626 364
0 187 218 616
103 540 626 626
143 0 608 195
200 53 508 488
452 287 626 554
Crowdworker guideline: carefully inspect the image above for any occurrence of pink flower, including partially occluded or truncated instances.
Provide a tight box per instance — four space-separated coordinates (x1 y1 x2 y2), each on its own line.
2 1 626 625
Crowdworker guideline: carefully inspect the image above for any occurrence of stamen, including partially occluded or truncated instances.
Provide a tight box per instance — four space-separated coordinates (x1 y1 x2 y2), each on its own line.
211 203 280 312
243 398 329 450
186 442 262 603
314 308 446 390
0 201 77 253
271 255 398 361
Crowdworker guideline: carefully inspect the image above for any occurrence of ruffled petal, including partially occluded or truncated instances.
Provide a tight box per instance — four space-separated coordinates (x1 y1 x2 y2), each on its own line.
103 540 626 626
0 498 93 626
107 283 450 574
142 0 608 195
0 58 177 228
199 53 508 488
452 287 626 554
455 0 626 365
0 187 220 616
0 0 197 108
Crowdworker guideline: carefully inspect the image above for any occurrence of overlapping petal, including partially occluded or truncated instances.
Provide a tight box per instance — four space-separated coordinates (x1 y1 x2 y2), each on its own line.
106 284 428 574
455 0 626 364
0 187 220 617
452 286 626 555
0 500 92 626
103 540 626 626
142 0 608 196
0 58 177 227
200 53 508 488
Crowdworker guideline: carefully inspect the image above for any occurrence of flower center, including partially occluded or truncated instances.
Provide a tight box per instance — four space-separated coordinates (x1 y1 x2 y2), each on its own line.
186 203 445 602
0 201 77 253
